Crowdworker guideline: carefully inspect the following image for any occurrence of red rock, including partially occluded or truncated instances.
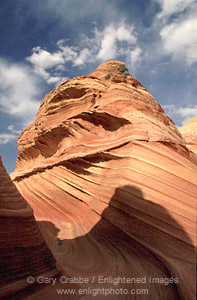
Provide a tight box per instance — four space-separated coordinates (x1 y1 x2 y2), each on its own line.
0 156 59 298
11 61 196 300
179 117 197 155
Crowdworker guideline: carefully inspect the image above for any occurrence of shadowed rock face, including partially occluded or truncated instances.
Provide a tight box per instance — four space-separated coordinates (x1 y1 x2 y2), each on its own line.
11 61 196 300
0 156 59 298
179 117 197 155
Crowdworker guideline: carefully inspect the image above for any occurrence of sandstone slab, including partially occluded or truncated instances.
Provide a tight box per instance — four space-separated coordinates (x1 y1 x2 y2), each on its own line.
0 156 59 298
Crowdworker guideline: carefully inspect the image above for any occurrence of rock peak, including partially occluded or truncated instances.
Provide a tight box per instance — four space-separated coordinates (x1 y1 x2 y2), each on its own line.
91 60 131 81
181 116 197 129
96 60 127 71
10 61 196 300
179 117 197 154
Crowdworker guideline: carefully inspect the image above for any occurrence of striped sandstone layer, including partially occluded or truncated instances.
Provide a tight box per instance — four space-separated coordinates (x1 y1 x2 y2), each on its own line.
179 117 197 155
11 61 196 300
0 156 59 298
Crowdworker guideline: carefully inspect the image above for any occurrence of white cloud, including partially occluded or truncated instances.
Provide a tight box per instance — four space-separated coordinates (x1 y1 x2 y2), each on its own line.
97 22 137 61
97 25 117 60
57 41 78 61
28 46 64 69
163 104 197 125
160 16 197 65
0 124 21 144
177 106 197 118
47 75 66 85
7 125 21 135
7 125 14 131
26 47 66 84
155 0 197 65
130 47 142 68
27 21 141 83
0 133 18 144
74 48 91 66
0 59 40 124
157 0 194 18
116 24 137 44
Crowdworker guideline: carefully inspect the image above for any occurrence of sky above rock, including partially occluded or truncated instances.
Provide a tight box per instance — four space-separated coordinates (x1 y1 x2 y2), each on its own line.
0 0 197 172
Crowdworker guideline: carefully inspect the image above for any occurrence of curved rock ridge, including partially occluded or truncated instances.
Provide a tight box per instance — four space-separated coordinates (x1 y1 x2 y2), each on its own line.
179 117 197 155
11 61 195 179
11 61 196 300
0 156 59 298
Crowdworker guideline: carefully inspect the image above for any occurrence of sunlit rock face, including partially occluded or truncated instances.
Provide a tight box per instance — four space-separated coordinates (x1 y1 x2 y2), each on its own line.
11 61 196 300
179 117 197 155
0 156 59 298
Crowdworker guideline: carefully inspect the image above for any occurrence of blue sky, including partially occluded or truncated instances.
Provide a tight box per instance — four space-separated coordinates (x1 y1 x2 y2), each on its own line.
0 0 197 173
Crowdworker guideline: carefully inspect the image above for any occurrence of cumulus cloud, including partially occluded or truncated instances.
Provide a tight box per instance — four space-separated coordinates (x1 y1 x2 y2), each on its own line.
160 16 197 65
130 47 142 68
26 46 66 84
0 59 40 125
27 21 142 84
157 0 194 18
163 104 197 125
28 46 64 69
97 25 117 60
97 22 137 61
57 41 78 60
74 48 91 66
156 0 197 65
116 23 137 43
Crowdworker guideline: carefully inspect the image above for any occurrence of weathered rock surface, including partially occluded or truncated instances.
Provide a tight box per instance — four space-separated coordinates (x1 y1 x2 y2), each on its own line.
11 61 196 300
0 156 59 298
179 117 197 155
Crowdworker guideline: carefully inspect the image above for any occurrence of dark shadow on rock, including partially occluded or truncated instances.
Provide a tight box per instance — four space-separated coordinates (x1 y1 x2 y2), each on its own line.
37 185 195 300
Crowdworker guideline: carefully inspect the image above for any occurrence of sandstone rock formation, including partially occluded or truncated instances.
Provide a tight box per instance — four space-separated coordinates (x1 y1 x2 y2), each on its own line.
11 61 196 300
0 156 59 298
179 117 197 155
